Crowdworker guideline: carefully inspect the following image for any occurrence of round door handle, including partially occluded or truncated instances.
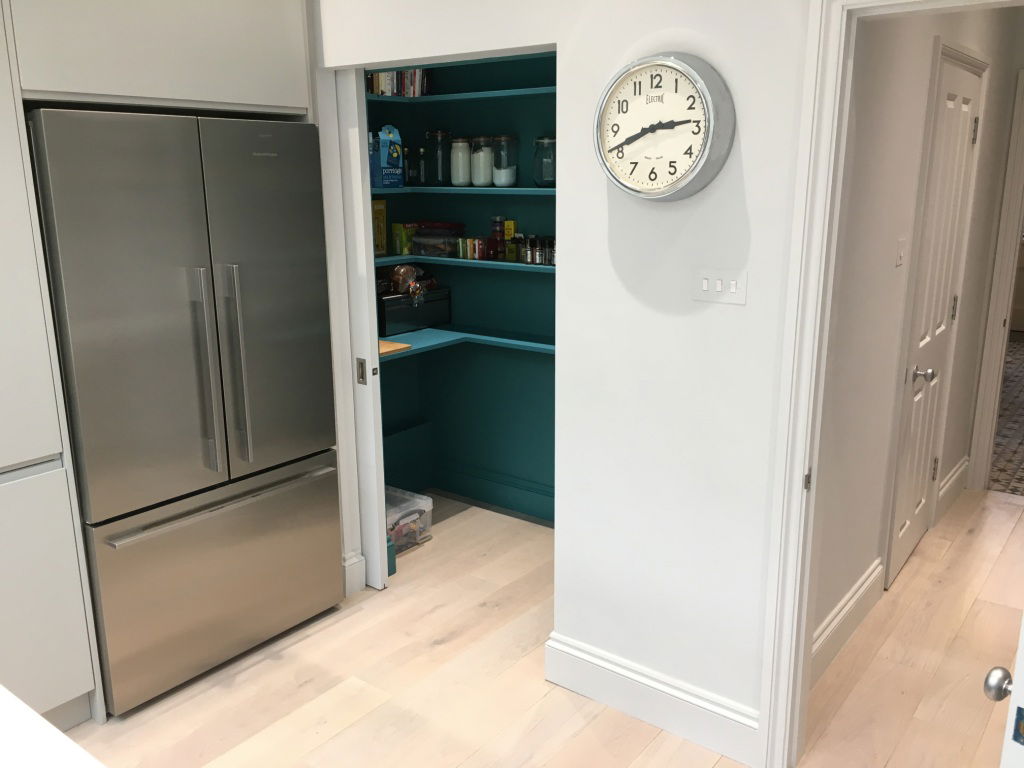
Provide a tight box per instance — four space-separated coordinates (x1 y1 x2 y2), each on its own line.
984 666 1013 701
912 366 937 383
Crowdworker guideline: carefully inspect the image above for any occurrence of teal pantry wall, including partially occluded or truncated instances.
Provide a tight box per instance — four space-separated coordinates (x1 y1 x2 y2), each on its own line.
371 53 556 522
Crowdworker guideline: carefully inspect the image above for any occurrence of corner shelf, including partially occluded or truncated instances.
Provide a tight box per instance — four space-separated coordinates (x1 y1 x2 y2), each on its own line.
374 255 554 274
371 186 554 196
379 328 555 362
366 86 555 103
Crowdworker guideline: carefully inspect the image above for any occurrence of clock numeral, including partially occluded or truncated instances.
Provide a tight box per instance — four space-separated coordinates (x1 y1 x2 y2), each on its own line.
692 120 702 135
686 94 696 110
650 72 663 90
633 80 642 96
684 145 694 158
611 123 620 136
648 167 658 181
616 147 624 159
674 78 679 93
668 160 677 176
617 99 629 114
629 161 638 176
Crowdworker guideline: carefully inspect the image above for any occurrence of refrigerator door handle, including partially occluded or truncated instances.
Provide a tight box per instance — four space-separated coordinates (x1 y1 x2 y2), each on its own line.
104 465 334 550
190 267 225 473
226 263 255 463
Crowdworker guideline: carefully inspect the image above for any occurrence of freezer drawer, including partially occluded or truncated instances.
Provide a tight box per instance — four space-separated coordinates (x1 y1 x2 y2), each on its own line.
199 118 335 477
86 452 342 715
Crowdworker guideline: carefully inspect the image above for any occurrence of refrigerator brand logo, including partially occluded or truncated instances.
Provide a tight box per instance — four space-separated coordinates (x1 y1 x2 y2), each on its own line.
252 152 278 158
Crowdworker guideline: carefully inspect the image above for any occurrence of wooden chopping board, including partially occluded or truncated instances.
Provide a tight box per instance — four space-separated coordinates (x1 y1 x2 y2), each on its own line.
379 340 412 356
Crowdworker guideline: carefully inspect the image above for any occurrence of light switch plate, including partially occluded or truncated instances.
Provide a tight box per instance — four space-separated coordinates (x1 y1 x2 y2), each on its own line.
694 268 747 305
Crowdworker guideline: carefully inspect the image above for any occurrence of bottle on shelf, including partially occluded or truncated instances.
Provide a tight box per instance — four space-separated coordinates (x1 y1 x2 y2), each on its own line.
451 138 471 187
492 135 517 187
471 137 493 187
486 216 506 260
424 130 450 186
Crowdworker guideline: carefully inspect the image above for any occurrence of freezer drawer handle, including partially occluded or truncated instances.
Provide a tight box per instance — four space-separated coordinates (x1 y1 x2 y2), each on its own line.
226 263 255 463
191 266 225 473
104 466 334 550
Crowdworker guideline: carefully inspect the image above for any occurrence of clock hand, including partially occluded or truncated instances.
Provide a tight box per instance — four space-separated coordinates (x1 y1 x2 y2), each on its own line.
607 119 693 154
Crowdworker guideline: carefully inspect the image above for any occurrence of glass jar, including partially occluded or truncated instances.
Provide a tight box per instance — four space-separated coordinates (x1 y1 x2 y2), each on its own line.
450 138 471 187
492 135 518 187
424 130 450 186
533 137 556 188
471 137 493 187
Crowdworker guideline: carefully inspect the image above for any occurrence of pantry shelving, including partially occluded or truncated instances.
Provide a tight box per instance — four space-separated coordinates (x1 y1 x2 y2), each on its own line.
374 254 554 274
370 186 554 196
366 85 556 104
369 52 555 523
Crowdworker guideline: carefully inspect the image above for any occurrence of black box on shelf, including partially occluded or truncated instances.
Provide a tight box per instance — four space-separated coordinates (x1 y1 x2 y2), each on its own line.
378 287 452 337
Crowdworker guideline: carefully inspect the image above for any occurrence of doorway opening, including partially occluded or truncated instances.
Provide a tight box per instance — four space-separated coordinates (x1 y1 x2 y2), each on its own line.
355 51 557 586
797 4 1024 765
990 243 1024 493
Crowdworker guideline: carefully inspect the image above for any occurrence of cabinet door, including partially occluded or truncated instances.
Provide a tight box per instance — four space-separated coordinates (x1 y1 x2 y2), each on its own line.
0 467 94 713
0 10 61 472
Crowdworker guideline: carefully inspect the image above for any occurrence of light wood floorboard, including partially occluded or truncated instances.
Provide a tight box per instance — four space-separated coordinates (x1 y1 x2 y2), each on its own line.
68 490 1024 767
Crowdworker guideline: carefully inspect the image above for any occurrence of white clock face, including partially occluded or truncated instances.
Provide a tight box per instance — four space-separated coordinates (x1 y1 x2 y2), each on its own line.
597 62 710 195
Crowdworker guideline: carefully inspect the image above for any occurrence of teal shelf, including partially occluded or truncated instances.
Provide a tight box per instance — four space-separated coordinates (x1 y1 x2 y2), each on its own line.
375 255 554 274
366 86 556 103
371 186 554 196
380 328 554 361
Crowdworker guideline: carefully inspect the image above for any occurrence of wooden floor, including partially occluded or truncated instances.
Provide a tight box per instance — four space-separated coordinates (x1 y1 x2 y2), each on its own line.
799 489 1022 767
67 490 1022 767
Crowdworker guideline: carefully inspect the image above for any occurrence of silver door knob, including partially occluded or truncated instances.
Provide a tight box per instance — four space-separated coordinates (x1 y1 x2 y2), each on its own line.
912 366 937 383
984 666 1013 701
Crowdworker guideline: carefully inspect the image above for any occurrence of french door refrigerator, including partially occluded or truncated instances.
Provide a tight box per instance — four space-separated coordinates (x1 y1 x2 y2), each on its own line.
30 109 342 715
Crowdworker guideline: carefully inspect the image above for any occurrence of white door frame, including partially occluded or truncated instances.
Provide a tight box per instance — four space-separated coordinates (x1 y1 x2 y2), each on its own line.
767 1 1023 765
968 72 1024 490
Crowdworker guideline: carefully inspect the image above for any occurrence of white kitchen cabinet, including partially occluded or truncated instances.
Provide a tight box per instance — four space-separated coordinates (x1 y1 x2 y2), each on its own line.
9 0 310 113
0 467 94 714
0 4 62 473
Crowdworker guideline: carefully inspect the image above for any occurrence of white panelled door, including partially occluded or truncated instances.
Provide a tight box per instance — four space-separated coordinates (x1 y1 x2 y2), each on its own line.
889 53 982 585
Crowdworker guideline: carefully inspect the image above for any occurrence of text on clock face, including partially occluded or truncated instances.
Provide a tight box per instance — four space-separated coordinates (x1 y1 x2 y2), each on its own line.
599 64 709 192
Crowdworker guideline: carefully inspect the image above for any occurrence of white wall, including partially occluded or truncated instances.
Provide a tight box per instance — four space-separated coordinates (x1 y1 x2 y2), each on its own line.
9 0 310 112
319 2 809 763
811 7 1024 663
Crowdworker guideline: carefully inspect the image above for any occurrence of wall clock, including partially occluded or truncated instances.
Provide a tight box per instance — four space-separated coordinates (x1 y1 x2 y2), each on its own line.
595 53 735 200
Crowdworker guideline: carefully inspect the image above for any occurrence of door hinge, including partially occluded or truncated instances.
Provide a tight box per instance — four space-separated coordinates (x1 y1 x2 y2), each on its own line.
803 469 813 491
951 294 959 321
972 116 979 145
931 456 939 482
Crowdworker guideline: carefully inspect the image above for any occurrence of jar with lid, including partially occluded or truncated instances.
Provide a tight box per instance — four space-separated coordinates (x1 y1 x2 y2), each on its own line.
486 216 506 260
533 137 556 187
424 130 450 186
450 138 471 187
492 135 518 187
471 137 493 187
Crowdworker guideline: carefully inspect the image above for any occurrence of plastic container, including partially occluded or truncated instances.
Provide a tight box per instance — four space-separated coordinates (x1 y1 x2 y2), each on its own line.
385 486 434 552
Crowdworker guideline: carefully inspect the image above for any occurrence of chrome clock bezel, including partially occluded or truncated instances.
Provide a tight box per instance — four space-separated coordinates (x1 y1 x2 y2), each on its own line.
593 52 735 201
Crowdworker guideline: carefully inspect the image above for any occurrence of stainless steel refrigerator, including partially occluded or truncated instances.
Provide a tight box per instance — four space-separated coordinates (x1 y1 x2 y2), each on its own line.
30 109 343 715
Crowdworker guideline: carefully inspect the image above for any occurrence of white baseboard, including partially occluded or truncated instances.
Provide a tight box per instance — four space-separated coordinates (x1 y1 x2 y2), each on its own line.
342 552 366 596
810 558 884 682
545 633 760 766
935 455 970 523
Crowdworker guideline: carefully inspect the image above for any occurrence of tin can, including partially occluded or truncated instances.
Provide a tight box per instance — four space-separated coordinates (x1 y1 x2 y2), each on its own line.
523 237 534 265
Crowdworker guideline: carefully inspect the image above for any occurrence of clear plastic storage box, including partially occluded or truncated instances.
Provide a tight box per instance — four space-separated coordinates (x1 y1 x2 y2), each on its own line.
384 486 433 552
